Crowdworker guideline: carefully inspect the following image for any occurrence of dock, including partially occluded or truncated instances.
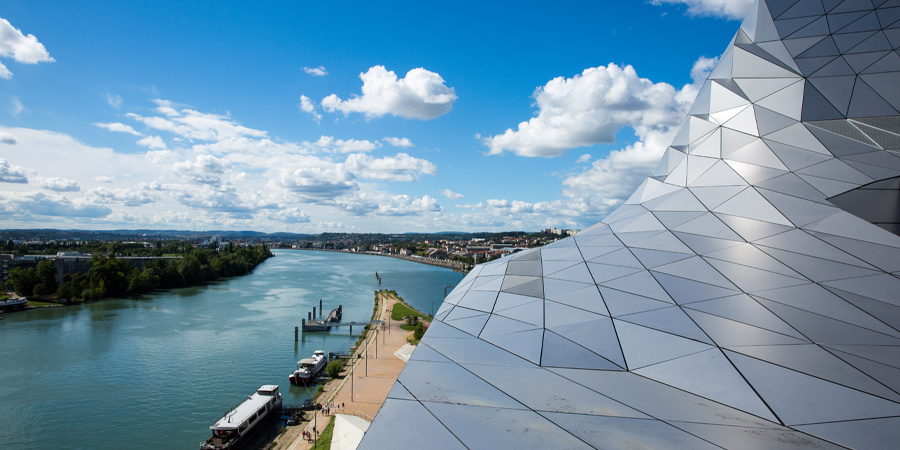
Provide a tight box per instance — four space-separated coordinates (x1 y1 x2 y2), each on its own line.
302 320 383 333
297 299 382 335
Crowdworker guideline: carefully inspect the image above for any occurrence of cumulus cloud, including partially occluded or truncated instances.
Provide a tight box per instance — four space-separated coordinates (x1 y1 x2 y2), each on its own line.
276 166 359 202
441 189 463 199
558 56 718 218
126 99 268 142
0 131 16 144
169 184 252 216
311 135 380 154
483 63 702 157
173 154 231 185
0 17 54 79
321 66 457 120
85 186 157 206
95 122 142 136
6 192 111 218
383 137 414 148
336 192 442 217
650 0 754 20
37 176 79 192
299 95 322 122
343 153 437 182
93 175 116 183
137 135 166 149
0 158 27 183
303 66 328 76
269 207 312 224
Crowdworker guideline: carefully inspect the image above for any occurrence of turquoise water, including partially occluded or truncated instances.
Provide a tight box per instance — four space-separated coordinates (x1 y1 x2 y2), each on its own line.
0 249 465 449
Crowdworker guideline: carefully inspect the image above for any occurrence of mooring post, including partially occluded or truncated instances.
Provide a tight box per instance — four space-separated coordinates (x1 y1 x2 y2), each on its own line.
295 325 299 341
313 306 316 319
319 299 323 318
308 311 311 321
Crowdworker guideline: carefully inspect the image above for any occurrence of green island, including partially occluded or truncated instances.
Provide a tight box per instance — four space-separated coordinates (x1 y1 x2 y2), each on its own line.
6 242 272 304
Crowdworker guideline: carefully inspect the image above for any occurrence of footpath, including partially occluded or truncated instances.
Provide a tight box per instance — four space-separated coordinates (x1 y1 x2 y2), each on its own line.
270 291 416 450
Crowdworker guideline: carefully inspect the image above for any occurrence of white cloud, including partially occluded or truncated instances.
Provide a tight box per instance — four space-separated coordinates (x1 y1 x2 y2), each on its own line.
576 154 591 164
650 0 754 20
173 154 231 185
441 189 463 199
107 93 123 109
3 192 111 218
557 56 717 218
321 66 457 120
37 176 79 192
85 186 157 206
303 66 328 77
95 122 142 136
343 153 437 182
10 97 22 117
312 135 380 154
275 166 359 202
93 175 116 183
0 17 54 79
483 63 701 157
136 135 166 149
336 192 442 217
126 100 268 142
299 95 322 122
269 207 312 224
0 131 16 144
0 158 27 183
383 137 414 148
169 184 252 216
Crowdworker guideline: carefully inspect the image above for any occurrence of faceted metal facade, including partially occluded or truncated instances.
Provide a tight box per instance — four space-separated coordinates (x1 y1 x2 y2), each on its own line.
359 1 900 448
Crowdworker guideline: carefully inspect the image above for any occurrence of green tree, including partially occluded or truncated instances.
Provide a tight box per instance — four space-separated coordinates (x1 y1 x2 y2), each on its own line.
8 266 39 296
36 260 58 293
325 360 344 379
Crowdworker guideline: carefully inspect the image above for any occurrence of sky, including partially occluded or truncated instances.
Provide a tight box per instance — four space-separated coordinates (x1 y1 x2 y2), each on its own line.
0 0 755 234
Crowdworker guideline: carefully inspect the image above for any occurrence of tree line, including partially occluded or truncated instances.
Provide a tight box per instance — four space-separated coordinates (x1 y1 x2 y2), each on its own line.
7 244 273 303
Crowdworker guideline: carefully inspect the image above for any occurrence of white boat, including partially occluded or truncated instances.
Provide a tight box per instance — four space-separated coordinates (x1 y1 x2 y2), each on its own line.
200 385 282 450
289 350 327 386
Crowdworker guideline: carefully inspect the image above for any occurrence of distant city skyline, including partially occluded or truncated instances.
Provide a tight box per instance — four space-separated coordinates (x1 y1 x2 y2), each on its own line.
0 0 751 233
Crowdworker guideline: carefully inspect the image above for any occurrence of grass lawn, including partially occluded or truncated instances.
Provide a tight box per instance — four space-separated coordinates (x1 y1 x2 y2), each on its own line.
390 301 431 322
311 416 335 450
26 299 59 307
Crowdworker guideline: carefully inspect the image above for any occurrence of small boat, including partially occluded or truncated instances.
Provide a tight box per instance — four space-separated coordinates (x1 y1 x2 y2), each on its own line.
0 297 27 310
289 350 327 386
200 385 282 450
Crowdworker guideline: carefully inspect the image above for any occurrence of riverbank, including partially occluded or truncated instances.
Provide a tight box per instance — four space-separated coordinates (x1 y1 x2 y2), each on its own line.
296 248 469 273
269 290 424 450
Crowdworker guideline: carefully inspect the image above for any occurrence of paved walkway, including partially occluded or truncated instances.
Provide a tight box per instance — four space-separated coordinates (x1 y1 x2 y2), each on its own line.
270 291 415 450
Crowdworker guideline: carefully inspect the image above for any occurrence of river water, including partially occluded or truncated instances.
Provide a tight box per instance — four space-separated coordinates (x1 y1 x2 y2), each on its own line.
0 249 465 449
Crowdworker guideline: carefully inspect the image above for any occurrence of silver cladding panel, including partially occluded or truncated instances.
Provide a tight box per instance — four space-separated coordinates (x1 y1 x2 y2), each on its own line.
359 1 900 448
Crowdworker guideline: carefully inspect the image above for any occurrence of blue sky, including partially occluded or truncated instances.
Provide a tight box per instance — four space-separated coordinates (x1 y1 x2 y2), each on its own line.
0 0 753 233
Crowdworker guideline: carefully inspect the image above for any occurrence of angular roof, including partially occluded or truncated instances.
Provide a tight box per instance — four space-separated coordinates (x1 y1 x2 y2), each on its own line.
359 1 900 448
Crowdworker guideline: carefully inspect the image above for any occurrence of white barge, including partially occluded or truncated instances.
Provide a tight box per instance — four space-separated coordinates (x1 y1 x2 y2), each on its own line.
200 385 282 450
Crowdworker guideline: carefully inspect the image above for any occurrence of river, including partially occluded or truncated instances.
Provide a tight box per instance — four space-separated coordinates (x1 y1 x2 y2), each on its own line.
0 249 465 449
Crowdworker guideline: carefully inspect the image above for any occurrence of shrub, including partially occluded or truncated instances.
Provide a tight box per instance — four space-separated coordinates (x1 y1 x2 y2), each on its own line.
325 359 344 379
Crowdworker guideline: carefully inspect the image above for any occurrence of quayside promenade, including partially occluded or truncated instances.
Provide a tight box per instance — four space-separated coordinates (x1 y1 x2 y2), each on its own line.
270 290 418 450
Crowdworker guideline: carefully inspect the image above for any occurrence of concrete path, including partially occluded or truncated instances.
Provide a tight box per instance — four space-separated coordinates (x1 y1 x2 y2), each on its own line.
270 291 416 450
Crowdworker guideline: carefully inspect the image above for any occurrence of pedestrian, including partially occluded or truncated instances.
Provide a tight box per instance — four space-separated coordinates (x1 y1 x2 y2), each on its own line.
342 402 345 409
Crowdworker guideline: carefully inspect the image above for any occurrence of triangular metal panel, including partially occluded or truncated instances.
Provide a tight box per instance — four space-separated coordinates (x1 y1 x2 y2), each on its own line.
635 349 779 422
684 293 805 338
725 350 900 425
